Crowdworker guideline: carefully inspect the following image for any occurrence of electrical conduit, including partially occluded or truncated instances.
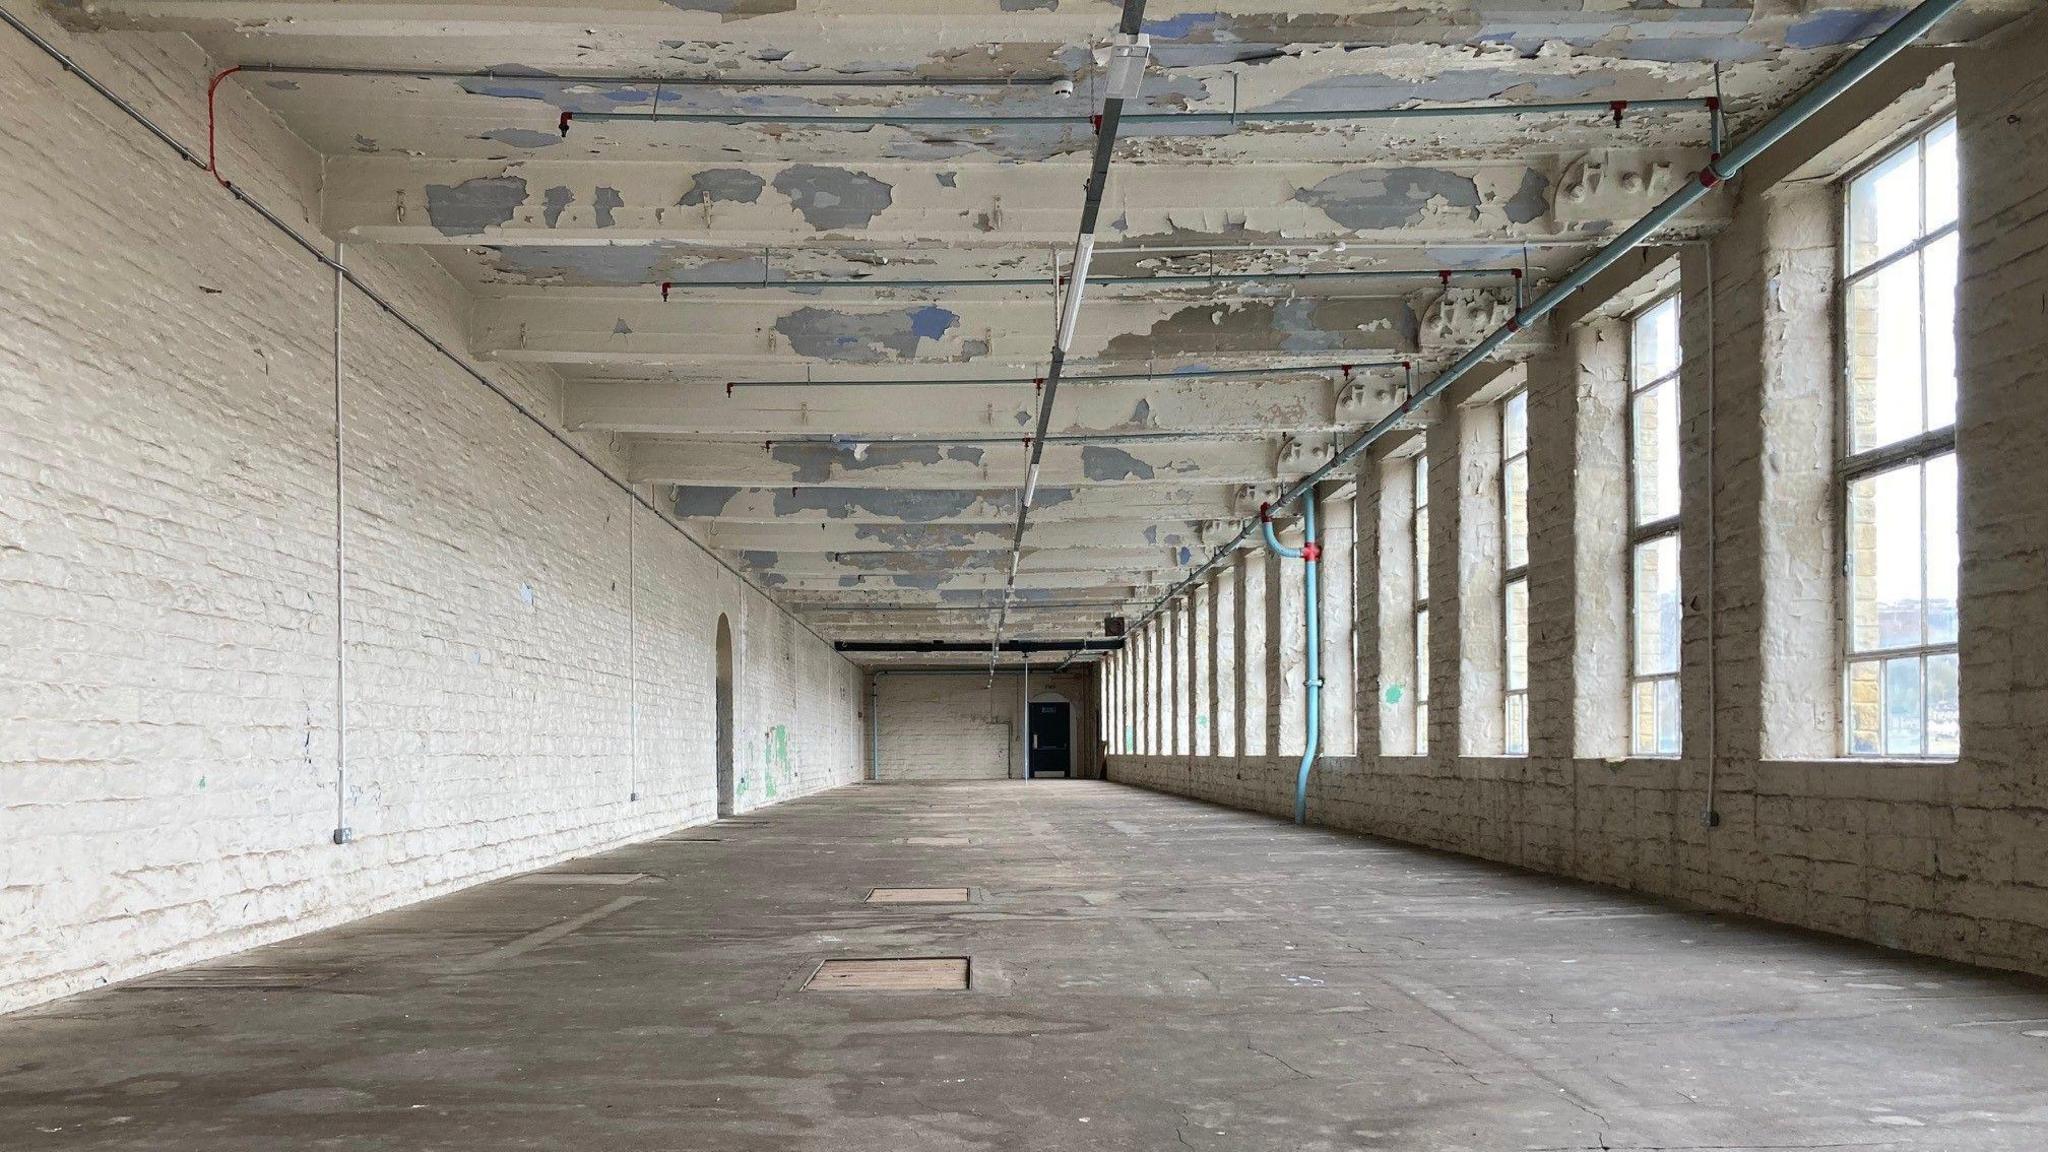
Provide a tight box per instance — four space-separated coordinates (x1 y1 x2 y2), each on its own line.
1260 498 1321 825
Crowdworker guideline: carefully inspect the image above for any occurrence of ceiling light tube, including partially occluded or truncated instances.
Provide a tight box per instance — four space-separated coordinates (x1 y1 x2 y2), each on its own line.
1056 235 1095 352
1102 34 1151 102
1023 461 1041 508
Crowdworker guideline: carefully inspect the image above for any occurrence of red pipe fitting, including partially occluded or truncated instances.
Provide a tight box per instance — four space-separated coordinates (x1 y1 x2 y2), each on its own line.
1301 542 1322 563
660 281 672 301
206 65 244 188
1610 99 1628 126
559 110 573 137
1259 501 1273 524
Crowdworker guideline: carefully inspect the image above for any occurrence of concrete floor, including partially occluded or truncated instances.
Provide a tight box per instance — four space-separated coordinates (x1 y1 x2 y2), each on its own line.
4 782 2046 1151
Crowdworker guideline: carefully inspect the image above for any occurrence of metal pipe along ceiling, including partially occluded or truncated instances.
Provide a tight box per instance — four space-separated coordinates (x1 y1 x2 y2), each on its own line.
658 267 1520 294
725 361 1409 390
564 97 1713 131
1131 0 1968 638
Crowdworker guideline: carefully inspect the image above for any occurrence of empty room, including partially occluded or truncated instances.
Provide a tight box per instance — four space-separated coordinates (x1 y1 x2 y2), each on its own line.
4 0 2048 1148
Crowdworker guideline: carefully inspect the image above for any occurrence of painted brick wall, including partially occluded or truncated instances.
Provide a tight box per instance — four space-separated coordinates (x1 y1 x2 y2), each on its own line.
1110 28 2048 981
874 670 1098 781
0 14 862 1015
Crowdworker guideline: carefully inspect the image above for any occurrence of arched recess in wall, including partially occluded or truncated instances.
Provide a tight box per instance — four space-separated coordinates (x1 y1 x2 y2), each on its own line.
714 614 735 817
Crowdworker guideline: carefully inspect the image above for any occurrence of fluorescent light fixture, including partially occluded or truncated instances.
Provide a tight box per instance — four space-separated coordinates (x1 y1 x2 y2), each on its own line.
1023 461 1041 507
1056 235 1094 351
1102 34 1150 102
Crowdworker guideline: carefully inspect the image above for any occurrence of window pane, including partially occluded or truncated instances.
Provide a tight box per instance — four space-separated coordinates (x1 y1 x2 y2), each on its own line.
1846 461 1925 653
1632 377 1681 525
1503 391 1528 458
1414 504 1429 602
1505 693 1527 756
1632 680 1658 757
1924 232 1958 433
1414 454 1428 509
1924 119 1958 232
1884 655 1924 757
1848 141 1921 274
1632 678 1681 757
1927 651 1960 757
1632 533 1681 677
1503 456 1529 569
1845 254 1927 453
1504 578 1528 691
1847 659 1882 755
1415 703 1429 757
1632 296 1680 383
1925 451 1958 646
1654 677 1681 756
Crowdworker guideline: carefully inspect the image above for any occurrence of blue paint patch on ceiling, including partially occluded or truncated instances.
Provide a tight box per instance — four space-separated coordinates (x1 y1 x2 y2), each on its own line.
1787 7 1907 49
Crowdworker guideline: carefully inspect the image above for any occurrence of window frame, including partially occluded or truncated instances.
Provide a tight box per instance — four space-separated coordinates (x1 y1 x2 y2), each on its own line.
1834 113 1960 761
1626 292 1684 758
1500 390 1529 757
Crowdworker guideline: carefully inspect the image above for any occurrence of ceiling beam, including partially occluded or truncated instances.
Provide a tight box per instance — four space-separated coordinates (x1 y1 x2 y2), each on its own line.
668 482 1249 524
629 437 1290 488
563 374 1399 439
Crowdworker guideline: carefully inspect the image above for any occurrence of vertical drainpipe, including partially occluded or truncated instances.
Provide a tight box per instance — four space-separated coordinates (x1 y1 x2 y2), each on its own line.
869 671 883 781
1260 494 1322 825
331 242 351 846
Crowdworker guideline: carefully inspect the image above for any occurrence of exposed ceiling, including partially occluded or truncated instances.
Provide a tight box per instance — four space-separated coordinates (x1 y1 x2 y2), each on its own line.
52 0 2025 666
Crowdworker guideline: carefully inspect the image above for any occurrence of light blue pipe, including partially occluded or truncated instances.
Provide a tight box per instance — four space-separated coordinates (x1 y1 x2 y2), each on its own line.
1260 498 1321 825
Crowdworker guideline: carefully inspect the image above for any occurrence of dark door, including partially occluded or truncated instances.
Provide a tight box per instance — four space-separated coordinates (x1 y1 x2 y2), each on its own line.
1028 701 1071 778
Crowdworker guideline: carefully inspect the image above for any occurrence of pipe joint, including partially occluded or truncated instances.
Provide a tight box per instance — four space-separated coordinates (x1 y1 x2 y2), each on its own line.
1300 541 1321 562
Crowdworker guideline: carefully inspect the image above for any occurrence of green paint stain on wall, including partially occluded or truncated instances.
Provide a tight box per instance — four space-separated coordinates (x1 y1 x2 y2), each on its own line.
1384 683 1404 704
763 724 790 799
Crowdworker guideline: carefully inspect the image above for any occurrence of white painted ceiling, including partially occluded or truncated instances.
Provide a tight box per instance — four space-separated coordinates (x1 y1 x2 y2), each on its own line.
56 0 2024 665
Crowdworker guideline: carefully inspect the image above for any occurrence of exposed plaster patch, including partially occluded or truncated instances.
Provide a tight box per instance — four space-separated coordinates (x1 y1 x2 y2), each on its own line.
488 244 673 287
999 0 1057 10
672 485 742 517
613 319 633 335
594 187 625 228
770 442 944 484
774 488 983 523
541 186 574 227
1099 298 1415 360
853 524 981 550
679 168 767 206
945 446 986 464
1082 446 1155 482
655 0 798 16
773 305 959 362
351 134 378 153
478 128 559 149
424 176 526 237
773 164 894 230
936 171 959 188
1292 167 1480 230
1503 168 1552 225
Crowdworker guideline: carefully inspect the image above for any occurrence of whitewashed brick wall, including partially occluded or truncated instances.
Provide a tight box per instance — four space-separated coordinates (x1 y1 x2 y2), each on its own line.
0 14 862 1015
1111 27 2048 980
873 669 1097 781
